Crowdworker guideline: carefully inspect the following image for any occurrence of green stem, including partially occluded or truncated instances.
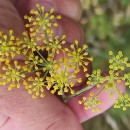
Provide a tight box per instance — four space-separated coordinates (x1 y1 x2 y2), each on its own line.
23 67 44 74
63 85 95 103
36 49 47 62
63 75 124 103
95 85 105 97
61 89 66 100
37 63 46 66
44 30 49 43
115 85 122 96
43 69 49 80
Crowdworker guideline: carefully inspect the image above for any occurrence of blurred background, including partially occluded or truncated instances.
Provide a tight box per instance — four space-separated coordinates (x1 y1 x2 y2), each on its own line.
80 0 130 130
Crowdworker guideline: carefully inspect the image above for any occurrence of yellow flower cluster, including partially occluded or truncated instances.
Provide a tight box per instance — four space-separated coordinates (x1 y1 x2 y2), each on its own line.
0 61 28 90
0 5 90 99
24 4 61 38
79 92 102 112
46 35 66 54
46 61 77 95
109 51 130 70
114 94 130 111
27 72 45 99
123 73 130 88
65 40 93 72
86 69 104 88
0 4 130 112
0 30 20 64
79 50 130 111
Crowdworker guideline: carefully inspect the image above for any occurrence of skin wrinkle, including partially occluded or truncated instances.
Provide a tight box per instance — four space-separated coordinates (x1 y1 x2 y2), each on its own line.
45 120 83 130
45 107 83 130
44 106 70 130
0 116 10 129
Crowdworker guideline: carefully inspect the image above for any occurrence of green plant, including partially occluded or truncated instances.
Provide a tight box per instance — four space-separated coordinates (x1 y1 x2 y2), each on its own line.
0 4 130 112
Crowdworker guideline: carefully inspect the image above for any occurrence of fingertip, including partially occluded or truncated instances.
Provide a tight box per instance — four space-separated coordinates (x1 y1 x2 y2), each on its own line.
15 0 82 21
56 16 84 43
53 0 82 21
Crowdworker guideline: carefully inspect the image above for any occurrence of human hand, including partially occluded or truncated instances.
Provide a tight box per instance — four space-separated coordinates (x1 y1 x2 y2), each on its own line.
0 0 125 130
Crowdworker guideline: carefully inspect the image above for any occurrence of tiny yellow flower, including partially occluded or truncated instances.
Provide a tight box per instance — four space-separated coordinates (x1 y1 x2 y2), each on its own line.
109 51 129 71
24 4 61 38
46 35 66 54
86 69 104 87
46 64 76 95
0 30 20 64
123 73 130 88
0 61 28 90
27 72 45 98
79 93 102 112
65 40 92 72
114 94 130 110
21 31 37 53
25 53 44 70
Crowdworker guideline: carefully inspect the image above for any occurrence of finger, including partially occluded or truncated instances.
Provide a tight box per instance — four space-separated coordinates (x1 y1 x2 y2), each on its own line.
0 84 83 129
15 0 88 87
67 81 125 122
0 1 89 129
0 0 25 36
56 16 84 43
14 0 84 62
0 1 83 129
14 0 83 43
15 0 82 21
0 0 28 62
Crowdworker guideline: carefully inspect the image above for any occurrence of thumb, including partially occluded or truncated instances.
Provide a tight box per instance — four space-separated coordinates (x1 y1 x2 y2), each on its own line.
0 74 83 130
